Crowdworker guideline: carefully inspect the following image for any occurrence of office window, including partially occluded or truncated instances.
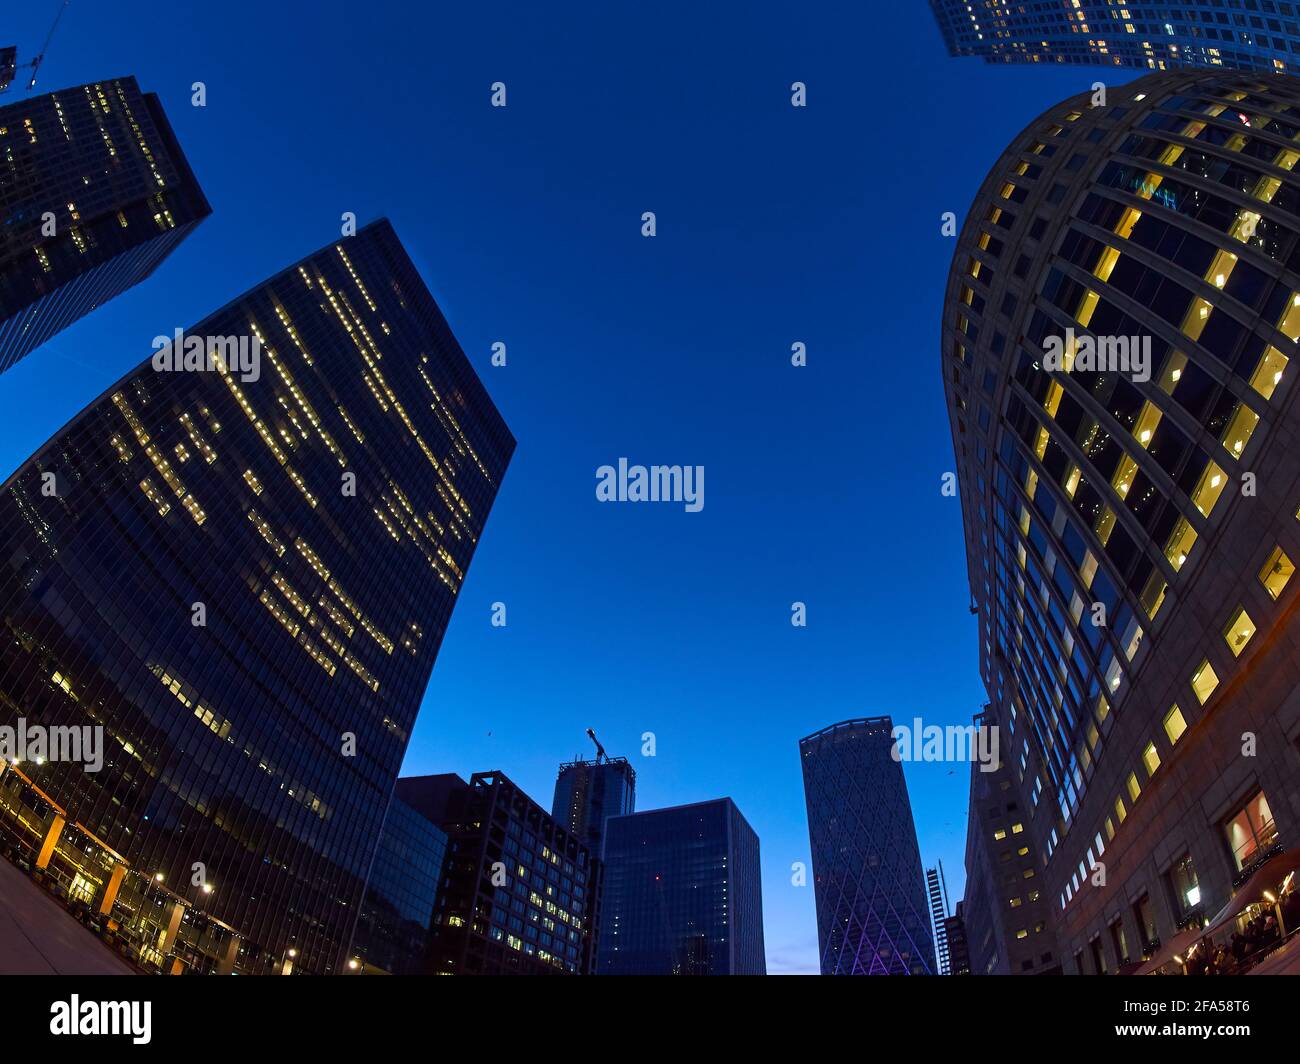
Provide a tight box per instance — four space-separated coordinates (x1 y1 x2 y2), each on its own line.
1191 659 1219 704
1142 741 1161 777
1223 607 1256 657
1259 546 1294 599
1126 771 1142 803
1163 704 1188 745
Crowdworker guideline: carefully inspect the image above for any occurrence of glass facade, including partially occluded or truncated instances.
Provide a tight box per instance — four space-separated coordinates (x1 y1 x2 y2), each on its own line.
551 756 635 859
800 718 935 975
351 793 447 975
598 798 766 975
0 219 514 973
0 77 211 372
943 69 1300 966
402 772 600 975
931 1 1300 73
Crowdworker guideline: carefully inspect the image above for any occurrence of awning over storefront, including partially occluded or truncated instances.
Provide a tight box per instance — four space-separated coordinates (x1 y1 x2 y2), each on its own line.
1205 846 1300 929
1135 926 1205 976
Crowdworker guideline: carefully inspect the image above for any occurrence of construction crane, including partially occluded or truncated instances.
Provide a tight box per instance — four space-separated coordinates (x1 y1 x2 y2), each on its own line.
1 1 71 94
585 727 607 764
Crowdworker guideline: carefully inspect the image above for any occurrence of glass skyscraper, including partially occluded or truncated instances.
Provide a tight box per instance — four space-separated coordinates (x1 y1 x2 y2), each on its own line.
598 798 765 975
551 755 635 859
800 718 935 975
0 219 513 974
931 1 1300 73
0 77 211 373
942 69 1300 972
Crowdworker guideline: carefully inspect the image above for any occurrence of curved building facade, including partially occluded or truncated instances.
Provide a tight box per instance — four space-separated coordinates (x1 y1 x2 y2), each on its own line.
931 1 1300 74
800 718 935 975
943 70 1300 972
0 220 513 973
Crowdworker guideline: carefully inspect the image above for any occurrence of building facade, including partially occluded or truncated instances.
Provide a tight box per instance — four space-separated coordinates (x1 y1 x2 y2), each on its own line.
551 754 635 859
800 718 935 975
931 0 1300 73
350 792 448 975
0 77 210 373
598 799 765 975
941 69 1300 973
0 220 514 974
399 771 601 975
945 903 972 975
960 712 1061 974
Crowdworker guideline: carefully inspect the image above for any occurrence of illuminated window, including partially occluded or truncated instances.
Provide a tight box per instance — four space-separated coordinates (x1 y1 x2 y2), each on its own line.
1190 461 1227 518
1141 742 1160 777
1220 403 1259 459
1165 517 1198 570
1259 546 1294 599
1168 854 1201 919
1223 607 1256 657
1011 822 1024 834
1191 659 1219 704
993 828 1007 841
1249 345 1288 399
1224 791 1277 870
1126 771 1141 803
1163 705 1188 746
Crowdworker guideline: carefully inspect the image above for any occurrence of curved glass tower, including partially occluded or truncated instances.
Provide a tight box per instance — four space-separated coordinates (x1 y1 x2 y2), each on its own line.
943 70 1300 972
800 718 935 975
0 220 513 973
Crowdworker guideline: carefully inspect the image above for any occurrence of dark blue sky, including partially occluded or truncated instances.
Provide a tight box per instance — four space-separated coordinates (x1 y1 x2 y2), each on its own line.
3 2 1133 972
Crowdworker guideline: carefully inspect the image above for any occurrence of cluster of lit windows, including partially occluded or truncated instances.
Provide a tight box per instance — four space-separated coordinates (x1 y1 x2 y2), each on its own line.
934 1 1300 74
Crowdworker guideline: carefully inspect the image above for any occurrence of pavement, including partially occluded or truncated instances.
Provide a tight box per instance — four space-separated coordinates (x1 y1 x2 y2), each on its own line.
0 856 134 975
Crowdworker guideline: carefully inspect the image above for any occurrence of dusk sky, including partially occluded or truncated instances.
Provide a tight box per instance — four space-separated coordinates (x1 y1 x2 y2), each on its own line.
2 2 1138 972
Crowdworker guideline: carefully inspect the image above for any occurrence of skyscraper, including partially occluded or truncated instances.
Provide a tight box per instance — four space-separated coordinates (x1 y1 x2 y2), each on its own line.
800 718 935 975
0 219 513 974
0 77 211 373
960 711 1060 974
398 771 601 975
925 864 952 974
598 799 765 975
942 69 1300 973
552 753 635 859
930 1 1300 73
